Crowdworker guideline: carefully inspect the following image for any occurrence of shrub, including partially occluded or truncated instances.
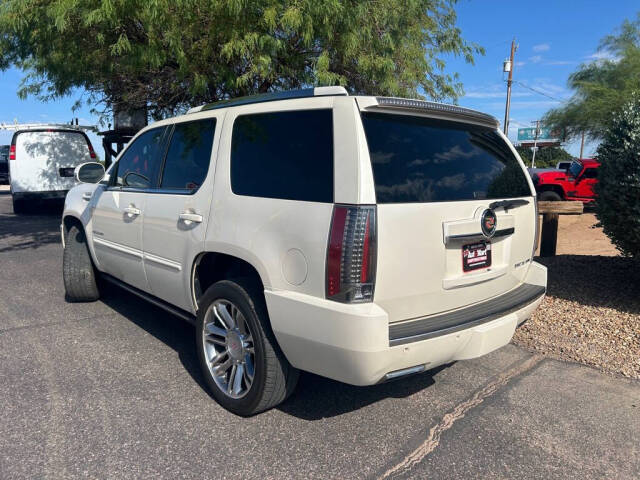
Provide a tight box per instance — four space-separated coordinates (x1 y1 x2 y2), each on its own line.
595 96 640 257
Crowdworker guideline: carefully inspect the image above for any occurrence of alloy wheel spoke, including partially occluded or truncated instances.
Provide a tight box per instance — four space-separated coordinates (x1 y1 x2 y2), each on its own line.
205 323 227 337
235 311 247 334
215 303 236 330
210 351 226 366
205 324 227 346
206 336 226 347
213 356 232 375
227 364 237 394
244 355 255 382
233 364 245 395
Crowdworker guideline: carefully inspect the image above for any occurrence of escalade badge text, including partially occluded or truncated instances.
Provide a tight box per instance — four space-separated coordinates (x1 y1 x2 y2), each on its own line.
481 209 497 238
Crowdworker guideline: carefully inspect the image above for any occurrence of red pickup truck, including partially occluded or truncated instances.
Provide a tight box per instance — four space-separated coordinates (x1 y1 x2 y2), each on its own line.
532 158 600 203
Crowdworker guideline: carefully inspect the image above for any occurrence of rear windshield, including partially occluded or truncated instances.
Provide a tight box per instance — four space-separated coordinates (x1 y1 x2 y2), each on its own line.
15 130 91 164
0 145 8 163
361 112 532 203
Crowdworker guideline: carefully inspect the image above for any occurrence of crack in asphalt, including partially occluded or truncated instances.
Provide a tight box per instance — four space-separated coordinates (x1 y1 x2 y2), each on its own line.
378 354 543 480
0 313 117 335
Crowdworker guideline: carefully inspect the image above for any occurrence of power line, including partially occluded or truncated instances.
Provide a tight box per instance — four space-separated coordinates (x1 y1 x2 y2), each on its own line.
511 80 568 103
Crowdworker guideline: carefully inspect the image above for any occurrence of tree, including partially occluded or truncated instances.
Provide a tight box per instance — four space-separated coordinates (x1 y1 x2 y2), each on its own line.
515 145 574 168
543 14 640 141
0 0 482 120
594 95 640 257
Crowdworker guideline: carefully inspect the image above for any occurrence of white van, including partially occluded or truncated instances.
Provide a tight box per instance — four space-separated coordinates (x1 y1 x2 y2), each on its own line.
9 126 98 213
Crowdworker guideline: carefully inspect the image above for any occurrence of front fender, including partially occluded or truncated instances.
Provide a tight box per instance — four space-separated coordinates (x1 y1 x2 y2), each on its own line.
62 183 102 267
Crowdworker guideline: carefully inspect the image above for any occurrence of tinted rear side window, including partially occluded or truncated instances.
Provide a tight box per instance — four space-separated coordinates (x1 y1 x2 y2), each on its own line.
361 112 532 203
161 119 216 191
231 109 333 202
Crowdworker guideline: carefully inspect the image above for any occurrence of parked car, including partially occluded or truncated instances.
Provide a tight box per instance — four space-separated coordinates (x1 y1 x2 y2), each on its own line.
0 145 9 184
61 88 547 415
532 158 600 203
528 167 558 177
8 126 98 213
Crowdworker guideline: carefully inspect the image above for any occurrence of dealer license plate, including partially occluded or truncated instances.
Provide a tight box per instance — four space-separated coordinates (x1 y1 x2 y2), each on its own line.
462 241 491 272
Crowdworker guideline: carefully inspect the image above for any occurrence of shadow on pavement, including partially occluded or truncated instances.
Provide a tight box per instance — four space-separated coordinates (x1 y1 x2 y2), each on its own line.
98 283 448 419
0 197 63 253
97 284 210 394
278 364 449 420
535 254 640 314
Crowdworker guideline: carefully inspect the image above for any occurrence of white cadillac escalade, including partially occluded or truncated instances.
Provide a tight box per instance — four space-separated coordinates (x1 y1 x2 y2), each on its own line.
61 87 547 416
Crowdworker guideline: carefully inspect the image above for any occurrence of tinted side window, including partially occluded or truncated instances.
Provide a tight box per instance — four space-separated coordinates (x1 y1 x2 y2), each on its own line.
361 112 532 203
231 109 333 202
160 119 216 191
582 168 598 179
115 127 166 189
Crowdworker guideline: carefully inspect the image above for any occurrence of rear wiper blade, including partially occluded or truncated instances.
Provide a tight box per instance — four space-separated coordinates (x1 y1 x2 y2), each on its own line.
489 199 530 211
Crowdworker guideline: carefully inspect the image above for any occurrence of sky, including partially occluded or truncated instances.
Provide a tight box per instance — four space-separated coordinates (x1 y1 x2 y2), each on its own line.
1 0 638 158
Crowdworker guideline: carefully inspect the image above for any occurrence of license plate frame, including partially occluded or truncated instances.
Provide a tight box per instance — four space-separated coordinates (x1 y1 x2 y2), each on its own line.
462 241 491 272
59 167 75 178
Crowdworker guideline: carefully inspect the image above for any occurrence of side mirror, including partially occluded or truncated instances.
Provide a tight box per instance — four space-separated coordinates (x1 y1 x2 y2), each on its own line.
75 162 105 184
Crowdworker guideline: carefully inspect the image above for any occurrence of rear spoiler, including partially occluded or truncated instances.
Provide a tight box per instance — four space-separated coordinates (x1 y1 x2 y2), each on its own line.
356 97 500 129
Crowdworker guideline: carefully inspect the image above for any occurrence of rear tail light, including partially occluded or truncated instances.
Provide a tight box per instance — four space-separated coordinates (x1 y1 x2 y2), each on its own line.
9 145 16 160
326 205 376 303
88 143 97 159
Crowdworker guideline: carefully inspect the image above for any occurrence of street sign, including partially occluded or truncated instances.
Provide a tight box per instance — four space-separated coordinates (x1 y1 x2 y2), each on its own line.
517 127 560 142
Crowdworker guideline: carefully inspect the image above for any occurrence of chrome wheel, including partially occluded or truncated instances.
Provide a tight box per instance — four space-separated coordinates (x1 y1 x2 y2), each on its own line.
202 299 255 399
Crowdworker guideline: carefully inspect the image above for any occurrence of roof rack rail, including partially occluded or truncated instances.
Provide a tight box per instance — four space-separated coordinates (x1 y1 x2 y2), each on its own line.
187 86 348 114
0 122 98 132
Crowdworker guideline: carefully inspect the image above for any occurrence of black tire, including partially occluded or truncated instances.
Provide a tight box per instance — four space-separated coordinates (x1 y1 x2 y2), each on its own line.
538 190 562 201
196 279 299 416
63 224 101 302
12 196 26 214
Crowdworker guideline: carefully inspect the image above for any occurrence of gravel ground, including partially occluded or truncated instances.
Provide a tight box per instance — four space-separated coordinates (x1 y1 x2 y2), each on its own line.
514 253 640 379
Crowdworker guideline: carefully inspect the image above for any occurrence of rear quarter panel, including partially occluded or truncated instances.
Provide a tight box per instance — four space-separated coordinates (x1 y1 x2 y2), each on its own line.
203 97 348 297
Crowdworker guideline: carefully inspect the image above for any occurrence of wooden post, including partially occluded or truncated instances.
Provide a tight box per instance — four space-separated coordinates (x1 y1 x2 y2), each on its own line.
536 201 584 257
540 213 559 257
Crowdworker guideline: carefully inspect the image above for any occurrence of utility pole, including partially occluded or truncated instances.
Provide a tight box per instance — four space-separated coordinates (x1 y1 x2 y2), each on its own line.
503 39 517 135
579 132 585 159
531 120 540 168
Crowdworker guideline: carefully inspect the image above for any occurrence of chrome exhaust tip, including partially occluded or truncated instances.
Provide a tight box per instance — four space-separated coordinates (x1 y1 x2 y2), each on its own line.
384 364 427 381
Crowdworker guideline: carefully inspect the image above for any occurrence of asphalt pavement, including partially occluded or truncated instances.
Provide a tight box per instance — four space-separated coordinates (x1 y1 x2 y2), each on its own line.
0 187 638 479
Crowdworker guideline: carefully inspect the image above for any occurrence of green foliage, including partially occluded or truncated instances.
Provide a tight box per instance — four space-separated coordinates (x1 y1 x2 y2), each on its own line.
543 14 640 141
595 95 640 257
515 145 574 168
0 0 483 119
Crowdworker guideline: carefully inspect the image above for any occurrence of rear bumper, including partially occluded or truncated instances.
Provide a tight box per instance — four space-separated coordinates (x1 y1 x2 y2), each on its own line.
266 261 547 386
12 190 68 201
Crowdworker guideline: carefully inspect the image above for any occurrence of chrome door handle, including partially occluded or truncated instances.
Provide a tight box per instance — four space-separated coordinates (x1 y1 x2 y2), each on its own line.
82 192 92 201
124 205 141 216
179 212 203 224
